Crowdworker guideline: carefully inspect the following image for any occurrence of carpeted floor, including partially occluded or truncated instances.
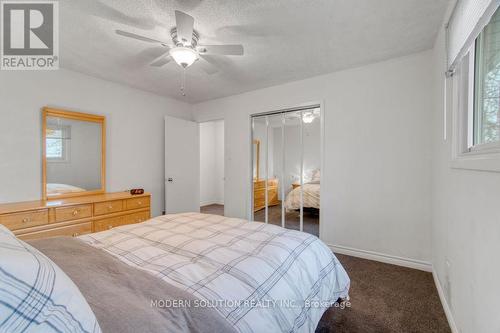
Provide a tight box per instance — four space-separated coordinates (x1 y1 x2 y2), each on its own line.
200 204 451 333
199 204 225 215
317 254 450 333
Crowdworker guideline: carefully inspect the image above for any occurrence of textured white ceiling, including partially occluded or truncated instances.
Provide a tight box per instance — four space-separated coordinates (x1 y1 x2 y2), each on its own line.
60 0 449 103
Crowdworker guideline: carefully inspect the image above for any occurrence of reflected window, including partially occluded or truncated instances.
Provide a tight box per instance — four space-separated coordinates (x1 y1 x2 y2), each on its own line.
46 125 70 162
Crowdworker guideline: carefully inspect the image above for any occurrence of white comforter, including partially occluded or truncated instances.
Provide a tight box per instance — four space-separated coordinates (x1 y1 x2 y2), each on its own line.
47 183 85 195
285 183 320 211
79 213 350 333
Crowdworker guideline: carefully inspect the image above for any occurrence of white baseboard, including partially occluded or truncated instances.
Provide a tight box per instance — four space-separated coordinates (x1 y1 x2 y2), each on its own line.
200 200 224 207
432 270 458 333
328 244 432 272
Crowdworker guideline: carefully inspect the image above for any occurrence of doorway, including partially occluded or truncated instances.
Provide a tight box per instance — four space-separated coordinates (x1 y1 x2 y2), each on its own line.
251 106 321 236
199 120 225 216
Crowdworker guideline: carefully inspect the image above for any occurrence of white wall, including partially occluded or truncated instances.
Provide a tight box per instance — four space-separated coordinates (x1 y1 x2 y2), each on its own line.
431 28 500 333
193 51 434 264
199 120 224 206
214 120 224 204
0 69 192 217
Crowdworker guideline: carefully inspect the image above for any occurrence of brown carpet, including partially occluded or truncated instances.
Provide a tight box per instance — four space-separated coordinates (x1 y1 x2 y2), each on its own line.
200 204 225 215
317 254 450 333
200 204 450 333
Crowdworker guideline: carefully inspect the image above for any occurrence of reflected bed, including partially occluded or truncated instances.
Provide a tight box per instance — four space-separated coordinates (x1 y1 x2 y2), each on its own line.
46 183 86 195
285 182 320 211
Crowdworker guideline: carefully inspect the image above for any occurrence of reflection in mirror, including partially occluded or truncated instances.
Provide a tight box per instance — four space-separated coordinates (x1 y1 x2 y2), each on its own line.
258 113 283 228
252 116 268 222
253 140 260 180
284 111 302 232
43 109 105 199
251 107 321 236
301 109 321 235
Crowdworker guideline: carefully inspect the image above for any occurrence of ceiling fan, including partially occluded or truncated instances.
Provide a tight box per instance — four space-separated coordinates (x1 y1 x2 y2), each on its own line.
115 10 244 95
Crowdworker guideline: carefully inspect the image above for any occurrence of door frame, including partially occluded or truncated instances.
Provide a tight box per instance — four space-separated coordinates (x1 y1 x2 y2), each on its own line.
248 100 325 238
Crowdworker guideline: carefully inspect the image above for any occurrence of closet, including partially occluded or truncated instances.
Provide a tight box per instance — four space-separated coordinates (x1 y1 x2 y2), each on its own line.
251 106 321 236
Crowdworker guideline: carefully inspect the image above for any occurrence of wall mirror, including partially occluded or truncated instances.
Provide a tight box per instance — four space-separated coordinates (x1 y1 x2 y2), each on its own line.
253 139 260 180
42 107 106 200
251 107 321 236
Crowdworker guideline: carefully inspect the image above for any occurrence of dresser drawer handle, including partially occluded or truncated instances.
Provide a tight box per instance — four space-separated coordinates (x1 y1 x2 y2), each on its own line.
72 232 79 237
137 201 142 205
72 210 79 216
22 217 31 223
108 205 113 210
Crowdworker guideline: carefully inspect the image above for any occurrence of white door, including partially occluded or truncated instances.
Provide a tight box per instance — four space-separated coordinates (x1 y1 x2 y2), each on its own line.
165 116 200 214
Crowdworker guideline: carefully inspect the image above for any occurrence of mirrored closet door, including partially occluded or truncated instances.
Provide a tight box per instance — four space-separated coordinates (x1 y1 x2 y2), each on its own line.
251 106 321 236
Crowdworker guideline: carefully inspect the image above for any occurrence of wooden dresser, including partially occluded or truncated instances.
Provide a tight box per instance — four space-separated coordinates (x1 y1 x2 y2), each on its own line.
253 178 280 212
0 192 151 240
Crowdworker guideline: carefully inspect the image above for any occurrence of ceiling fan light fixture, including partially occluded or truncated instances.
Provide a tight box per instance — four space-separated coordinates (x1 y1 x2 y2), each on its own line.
302 109 319 123
169 47 198 68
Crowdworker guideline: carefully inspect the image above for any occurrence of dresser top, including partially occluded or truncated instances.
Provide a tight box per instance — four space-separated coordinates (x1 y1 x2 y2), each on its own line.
0 192 151 215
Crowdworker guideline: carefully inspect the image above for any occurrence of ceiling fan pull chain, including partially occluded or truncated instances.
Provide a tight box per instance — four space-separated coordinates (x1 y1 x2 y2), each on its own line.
181 68 186 96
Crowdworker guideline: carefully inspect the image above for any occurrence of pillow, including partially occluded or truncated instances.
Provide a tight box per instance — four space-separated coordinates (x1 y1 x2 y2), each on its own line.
0 224 101 333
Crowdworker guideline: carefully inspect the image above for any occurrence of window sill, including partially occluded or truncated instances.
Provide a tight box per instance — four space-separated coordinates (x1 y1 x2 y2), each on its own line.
451 151 500 173
47 159 70 164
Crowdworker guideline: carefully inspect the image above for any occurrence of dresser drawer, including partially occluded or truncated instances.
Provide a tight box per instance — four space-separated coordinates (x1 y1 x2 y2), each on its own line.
254 189 266 200
254 197 265 209
94 200 123 216
254 180 265 190
94 216 123 232
18 222 92 240
268 191 279 205
124 211 150 226
254 190 275 205
55 204 92 222
0 210 48 230
125 196 150 210
254 180 278 190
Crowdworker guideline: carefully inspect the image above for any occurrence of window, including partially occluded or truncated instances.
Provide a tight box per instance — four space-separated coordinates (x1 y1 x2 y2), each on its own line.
473 9 500 146
46 126 70 162
451 7 500 172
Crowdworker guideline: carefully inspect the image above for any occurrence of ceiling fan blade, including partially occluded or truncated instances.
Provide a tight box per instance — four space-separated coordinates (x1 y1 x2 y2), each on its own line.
175 10 194 44
198 56 218 74
150 53 171 67
197 44 244 56
116 30 168 45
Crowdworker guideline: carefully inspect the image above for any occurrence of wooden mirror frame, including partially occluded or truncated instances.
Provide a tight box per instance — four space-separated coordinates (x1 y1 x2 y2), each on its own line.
42 107 106 200
253 139 260 180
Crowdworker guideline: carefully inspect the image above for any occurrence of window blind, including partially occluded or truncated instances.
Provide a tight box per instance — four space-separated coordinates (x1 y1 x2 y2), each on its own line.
447 0 499 73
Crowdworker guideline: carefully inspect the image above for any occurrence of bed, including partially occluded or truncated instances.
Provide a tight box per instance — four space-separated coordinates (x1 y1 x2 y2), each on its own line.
46 183 86 195
1 212 350 333
284 181 320 211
